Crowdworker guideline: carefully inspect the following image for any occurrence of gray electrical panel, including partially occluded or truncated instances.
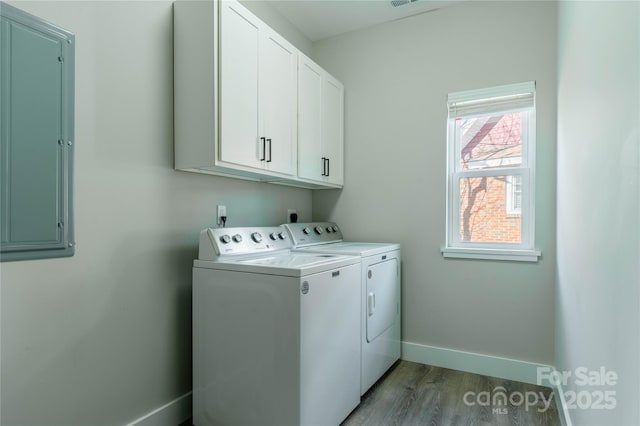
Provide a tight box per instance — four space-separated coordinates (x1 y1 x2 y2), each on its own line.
0 2 75 261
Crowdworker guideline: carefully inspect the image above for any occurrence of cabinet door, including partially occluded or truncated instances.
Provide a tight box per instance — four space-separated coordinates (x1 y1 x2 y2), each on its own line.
323 75 344 185
259 28 297 176
219 1 262 170
297 56 323 181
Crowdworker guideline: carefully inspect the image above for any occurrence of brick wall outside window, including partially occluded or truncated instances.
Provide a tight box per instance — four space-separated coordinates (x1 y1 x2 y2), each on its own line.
459 175 521 243
458 112 522 244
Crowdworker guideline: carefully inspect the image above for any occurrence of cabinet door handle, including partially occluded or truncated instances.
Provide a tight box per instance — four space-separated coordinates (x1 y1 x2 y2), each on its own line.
321 157 327 176
259 137 266 161
326 158 330 177
266 138 272 162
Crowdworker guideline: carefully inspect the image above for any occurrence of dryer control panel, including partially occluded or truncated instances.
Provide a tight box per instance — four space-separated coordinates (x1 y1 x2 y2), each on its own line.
199 226 292 259
284 222 344 247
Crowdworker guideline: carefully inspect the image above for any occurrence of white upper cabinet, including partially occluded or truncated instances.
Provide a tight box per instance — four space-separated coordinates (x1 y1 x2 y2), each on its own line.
258 26 298 176
298 57 324 182
174 0 342 188
219 2 261 170
220 1 297 176
174 1 222 174
322 74 344 186
298 54 344 187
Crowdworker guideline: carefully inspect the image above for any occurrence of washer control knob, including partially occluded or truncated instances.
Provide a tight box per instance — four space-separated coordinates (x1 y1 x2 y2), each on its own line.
232 234 243 243
251 232 262 243
332 226 338 232
269 232 278 241
303 227 311 235
314 226 323 235
278 232 288 240
220 235 231 244
326 226 332 233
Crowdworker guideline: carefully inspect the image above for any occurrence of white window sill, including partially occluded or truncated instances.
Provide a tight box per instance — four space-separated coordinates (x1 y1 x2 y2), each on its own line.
441 247 541 262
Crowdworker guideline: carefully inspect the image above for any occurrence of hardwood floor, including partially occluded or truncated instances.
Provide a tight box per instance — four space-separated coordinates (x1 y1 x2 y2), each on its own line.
341 361 561 426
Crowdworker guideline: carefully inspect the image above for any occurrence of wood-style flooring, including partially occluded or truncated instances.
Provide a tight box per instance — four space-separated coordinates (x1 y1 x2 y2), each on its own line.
341 360 560 426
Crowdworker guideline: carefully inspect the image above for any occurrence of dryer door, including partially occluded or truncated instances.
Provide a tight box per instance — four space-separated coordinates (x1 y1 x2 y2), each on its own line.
366 258 398 342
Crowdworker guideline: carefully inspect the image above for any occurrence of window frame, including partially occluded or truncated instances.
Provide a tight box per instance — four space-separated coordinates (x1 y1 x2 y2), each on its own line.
506 175 523 216
442 82 540 262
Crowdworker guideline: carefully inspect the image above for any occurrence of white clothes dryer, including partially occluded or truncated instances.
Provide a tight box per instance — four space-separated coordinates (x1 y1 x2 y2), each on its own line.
284 222 401 395
193 226 361 426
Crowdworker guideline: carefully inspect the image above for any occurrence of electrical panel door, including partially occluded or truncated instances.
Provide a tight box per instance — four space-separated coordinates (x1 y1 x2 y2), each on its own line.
0 3 75 261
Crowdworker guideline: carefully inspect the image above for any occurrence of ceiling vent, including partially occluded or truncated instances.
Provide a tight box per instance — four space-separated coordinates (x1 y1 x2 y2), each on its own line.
390 0 421 7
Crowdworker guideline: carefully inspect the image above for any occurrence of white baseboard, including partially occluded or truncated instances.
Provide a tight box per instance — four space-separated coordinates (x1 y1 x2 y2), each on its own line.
401 341 551 385
124 392 192 426
402 341 572 424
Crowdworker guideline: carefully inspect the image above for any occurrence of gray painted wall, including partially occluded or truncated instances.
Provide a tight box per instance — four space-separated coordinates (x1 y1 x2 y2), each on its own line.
312 1 558 365
240 0 313 57
0 1 312 424
556 2 640 425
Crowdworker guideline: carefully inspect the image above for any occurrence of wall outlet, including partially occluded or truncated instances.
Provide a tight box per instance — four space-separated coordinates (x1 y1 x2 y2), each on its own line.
287 209 297 223
217 205 227 226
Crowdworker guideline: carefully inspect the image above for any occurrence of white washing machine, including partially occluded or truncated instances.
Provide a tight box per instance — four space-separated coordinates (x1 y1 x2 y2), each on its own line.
284 222 401 395
192 226 361 426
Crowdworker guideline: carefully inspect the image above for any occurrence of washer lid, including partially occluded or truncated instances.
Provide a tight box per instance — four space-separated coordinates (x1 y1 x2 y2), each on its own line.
194 252 360 277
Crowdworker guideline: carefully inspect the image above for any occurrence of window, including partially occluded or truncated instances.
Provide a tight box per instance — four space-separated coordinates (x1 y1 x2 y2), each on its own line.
506 175 522 216
442 82 540 262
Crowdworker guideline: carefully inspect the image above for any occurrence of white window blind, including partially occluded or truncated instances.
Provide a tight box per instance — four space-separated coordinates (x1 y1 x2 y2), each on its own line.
448 81 535 118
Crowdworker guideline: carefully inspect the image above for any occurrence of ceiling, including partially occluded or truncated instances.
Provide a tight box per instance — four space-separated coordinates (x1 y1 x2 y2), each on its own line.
267 0 463 42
